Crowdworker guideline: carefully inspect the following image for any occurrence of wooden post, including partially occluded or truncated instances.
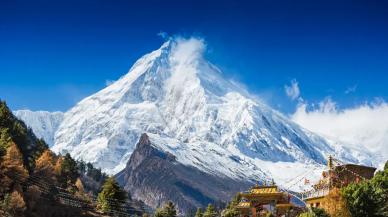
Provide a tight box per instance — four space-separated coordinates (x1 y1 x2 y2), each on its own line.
252 207 257 217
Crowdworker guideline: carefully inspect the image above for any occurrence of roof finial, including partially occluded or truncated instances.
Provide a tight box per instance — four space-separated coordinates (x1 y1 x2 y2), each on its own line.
328 155 333 170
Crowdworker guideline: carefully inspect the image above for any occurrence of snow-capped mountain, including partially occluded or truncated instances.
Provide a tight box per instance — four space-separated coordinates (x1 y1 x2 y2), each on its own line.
49 37 374 191
14 110 64 146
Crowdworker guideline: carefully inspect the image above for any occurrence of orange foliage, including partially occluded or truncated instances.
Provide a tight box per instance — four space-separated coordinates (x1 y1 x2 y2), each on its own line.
0 143 28 192
8 190 27 217
35 149 56 177
322 188 350 217
54 156 64 176
75 178 85 193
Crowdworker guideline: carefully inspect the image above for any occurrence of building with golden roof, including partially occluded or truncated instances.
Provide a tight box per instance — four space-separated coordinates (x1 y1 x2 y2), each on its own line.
236 182 295 217
302 156 376 209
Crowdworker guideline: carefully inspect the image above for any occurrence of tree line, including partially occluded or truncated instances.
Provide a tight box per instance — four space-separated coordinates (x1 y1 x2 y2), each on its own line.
0 101 140 217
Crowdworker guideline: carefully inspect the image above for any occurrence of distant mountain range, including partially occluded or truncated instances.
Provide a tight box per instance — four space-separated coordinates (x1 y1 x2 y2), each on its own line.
14 110 63 146
14 37 378 213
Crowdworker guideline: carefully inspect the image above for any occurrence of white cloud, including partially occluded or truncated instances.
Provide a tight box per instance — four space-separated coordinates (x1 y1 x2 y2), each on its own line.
345 85 357 94
157 31 169 39
170 37 205 65
284 79 300 100
105 79 115 86
292 98 388 161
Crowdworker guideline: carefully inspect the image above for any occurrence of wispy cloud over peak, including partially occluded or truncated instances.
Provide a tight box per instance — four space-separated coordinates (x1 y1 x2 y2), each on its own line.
284 79 300 101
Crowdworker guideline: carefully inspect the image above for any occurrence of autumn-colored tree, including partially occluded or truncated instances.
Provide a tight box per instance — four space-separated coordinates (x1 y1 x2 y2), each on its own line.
0 191 27 217
3 143 27 177
0 101 48 171
34 149 56 177
0 143 28 194
54 156 63 175
75 178 85 193
9 191 26 217
323 188 350 217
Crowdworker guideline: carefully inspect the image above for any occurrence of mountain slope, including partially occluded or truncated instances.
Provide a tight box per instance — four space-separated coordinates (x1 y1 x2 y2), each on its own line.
0 102 49 170
116 133 252 213
14 110 64 146
52 37 374 189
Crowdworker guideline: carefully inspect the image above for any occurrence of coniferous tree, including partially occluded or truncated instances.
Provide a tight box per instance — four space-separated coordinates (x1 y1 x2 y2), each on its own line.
203 204 217 217
0 128 11 157
195 207 203 217
97 176 127 213
0 101 48 171
58 153 79 187
221 193 241 217
154 201 177 217
0 143 28 194
77 160 86 174
0 191 26 217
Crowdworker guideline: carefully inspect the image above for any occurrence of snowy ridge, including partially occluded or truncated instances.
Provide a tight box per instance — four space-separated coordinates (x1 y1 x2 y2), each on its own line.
14 110 64 146
48 37 375 191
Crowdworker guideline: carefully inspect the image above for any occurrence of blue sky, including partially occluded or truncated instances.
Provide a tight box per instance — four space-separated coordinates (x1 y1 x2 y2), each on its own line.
1 0 388 113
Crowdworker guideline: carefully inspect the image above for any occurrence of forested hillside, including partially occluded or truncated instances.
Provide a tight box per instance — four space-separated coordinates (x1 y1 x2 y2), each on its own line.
0 101 145 217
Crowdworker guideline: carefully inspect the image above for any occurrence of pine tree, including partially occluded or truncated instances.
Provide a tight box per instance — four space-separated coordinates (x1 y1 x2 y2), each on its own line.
0 128 11 157
222 193 241 217
77 160 86 174
195 207 203 217
58 153 79 187
154 201 177 217
0 101 48 171
203 204 217 217
97 177 127 213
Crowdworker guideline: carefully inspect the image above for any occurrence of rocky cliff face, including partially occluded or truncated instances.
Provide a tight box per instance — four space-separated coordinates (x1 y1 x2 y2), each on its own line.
116 133 252 214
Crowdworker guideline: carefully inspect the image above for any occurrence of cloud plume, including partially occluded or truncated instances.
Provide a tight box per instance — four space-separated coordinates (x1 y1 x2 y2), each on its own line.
292 98 388 161
285 79 300 100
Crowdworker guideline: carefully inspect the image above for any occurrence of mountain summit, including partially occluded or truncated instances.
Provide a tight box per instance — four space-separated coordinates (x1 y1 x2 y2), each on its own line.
48 37 372 189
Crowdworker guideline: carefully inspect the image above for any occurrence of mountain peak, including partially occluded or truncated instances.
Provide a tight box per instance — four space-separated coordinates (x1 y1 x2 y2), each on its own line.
138 133 151 147
52 38 373 190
